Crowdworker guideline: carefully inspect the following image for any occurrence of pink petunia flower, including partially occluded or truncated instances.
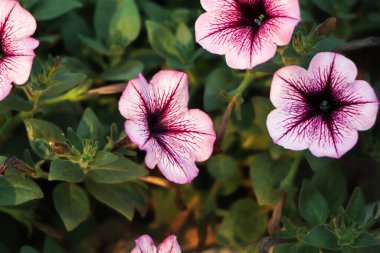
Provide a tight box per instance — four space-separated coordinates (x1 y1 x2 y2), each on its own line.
118 70 216 184
0 0 39 100
266 52 379 158
195 0 301 69
131 235 181 253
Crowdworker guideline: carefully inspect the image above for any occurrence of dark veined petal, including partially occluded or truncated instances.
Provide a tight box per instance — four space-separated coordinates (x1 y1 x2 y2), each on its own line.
0 55 36 84
308 52 358 92
131 235 157 253
157 235 181 253
270 65 310 108
334 80 379 131
200 0 235 12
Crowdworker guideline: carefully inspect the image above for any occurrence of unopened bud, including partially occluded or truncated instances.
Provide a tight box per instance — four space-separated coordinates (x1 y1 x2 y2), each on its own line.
49 141 71 155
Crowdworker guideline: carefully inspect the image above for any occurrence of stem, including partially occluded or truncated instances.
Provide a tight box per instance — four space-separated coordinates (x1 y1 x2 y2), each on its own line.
280 151 303 189
232 70 255 97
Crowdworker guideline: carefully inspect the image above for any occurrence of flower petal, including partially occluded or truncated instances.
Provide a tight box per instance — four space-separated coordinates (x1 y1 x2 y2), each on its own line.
157 235 181 253
266 108 311 151
0 75 12 101
149 70 189 117
200 0 234 11
308 52 358 90
119 77 149 121
0 55 35 84
124 120 149 153
308 115 359 158
265 0 301 21
335 80 379 131
270 65 310 108
1 0 38 45
131 235 157 253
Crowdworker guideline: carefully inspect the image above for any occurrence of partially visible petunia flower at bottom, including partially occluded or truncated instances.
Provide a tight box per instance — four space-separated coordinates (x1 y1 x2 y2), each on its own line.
131 234 181 253
266 52 379 158
119 70 216 184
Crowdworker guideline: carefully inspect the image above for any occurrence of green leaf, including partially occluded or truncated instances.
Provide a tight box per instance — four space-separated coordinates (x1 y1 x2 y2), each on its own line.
207 154 236 180
94 0 117 43
0 94 33 112
79 35 111 55
90 151 118 167
88 156 147 184
0 169 43 206
24 119 65 159
217 198 268 245
153 188 179 225
101 61 144 81
311 167 347 214
203 68 233 112
303 225 339 250
20 246 40 253
33 0 82 21
49 160 85 182
298 180 329 226
346 188 366 225
145 20 181 61
42 237 66 253
85 180 148 220
53 183 90 231
43 71 87 97
250 153 289 206
109 0 141 47
274 243 319 253
76 108 105 146
352 232 380 248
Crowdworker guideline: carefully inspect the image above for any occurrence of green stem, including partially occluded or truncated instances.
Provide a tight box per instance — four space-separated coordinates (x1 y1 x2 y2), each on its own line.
280 151 303 189
0 111 33 136
232 70 255 97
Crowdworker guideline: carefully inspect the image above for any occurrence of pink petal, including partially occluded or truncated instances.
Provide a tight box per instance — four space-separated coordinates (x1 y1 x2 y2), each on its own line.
131 235 157 253
308 116 359 158
200 0 234 12
266 108 311 151
270 66 310 108
124 120 149 153
157 235 181 253
0 0 38 44
119 78 149 121
265 0 301 21
0 55 35 84
149 70 189 117
308 52 358 90
264 17 300 46
335 80 379 131
0 76 12 101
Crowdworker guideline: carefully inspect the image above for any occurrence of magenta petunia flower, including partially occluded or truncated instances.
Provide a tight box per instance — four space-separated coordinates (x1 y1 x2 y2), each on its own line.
131 235 181 253
266 52 379 158
195 0 301 69
0 0 39 101
118 70 216 184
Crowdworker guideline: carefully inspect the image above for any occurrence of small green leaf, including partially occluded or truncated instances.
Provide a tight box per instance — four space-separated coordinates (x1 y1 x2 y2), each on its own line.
352 232 380 248
101 61 144 81
0 94 33 112
0 169 43 206
207 154 236 180
24 119 65 159
250 153 289 206
298 180 329 226
43 71 87 97
20 246 40 253
33 0 82 21
88 156 147 184
85 180 148 220
90 151 118 167
217 198 268 245
49 160 85 182
79 35 111 55
53 183 90 231
303 225 339 250
109 0 141 47
346 188 366 224
42 237 66 253
77 108 105 147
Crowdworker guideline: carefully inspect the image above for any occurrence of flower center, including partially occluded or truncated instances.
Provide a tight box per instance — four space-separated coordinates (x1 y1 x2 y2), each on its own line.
254 14 266 26
238 0 267 29
0 45 4 61
319 100 332 111
147 112 167 136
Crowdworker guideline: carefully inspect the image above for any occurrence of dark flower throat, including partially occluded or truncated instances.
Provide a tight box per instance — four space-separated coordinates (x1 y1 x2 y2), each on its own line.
237 0 267 30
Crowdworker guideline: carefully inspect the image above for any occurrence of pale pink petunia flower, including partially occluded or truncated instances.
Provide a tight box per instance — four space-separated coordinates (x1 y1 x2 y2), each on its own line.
131 235 181 253
266 52 379 158
118 70 216 184
195 0 301 69
0 0 39 101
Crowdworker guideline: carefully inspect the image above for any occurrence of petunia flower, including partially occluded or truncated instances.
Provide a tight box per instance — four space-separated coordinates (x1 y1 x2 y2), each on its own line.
266 52 379 158
195 0 300 69
131 235 181 253
0 0 39 101
118 70 216 184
